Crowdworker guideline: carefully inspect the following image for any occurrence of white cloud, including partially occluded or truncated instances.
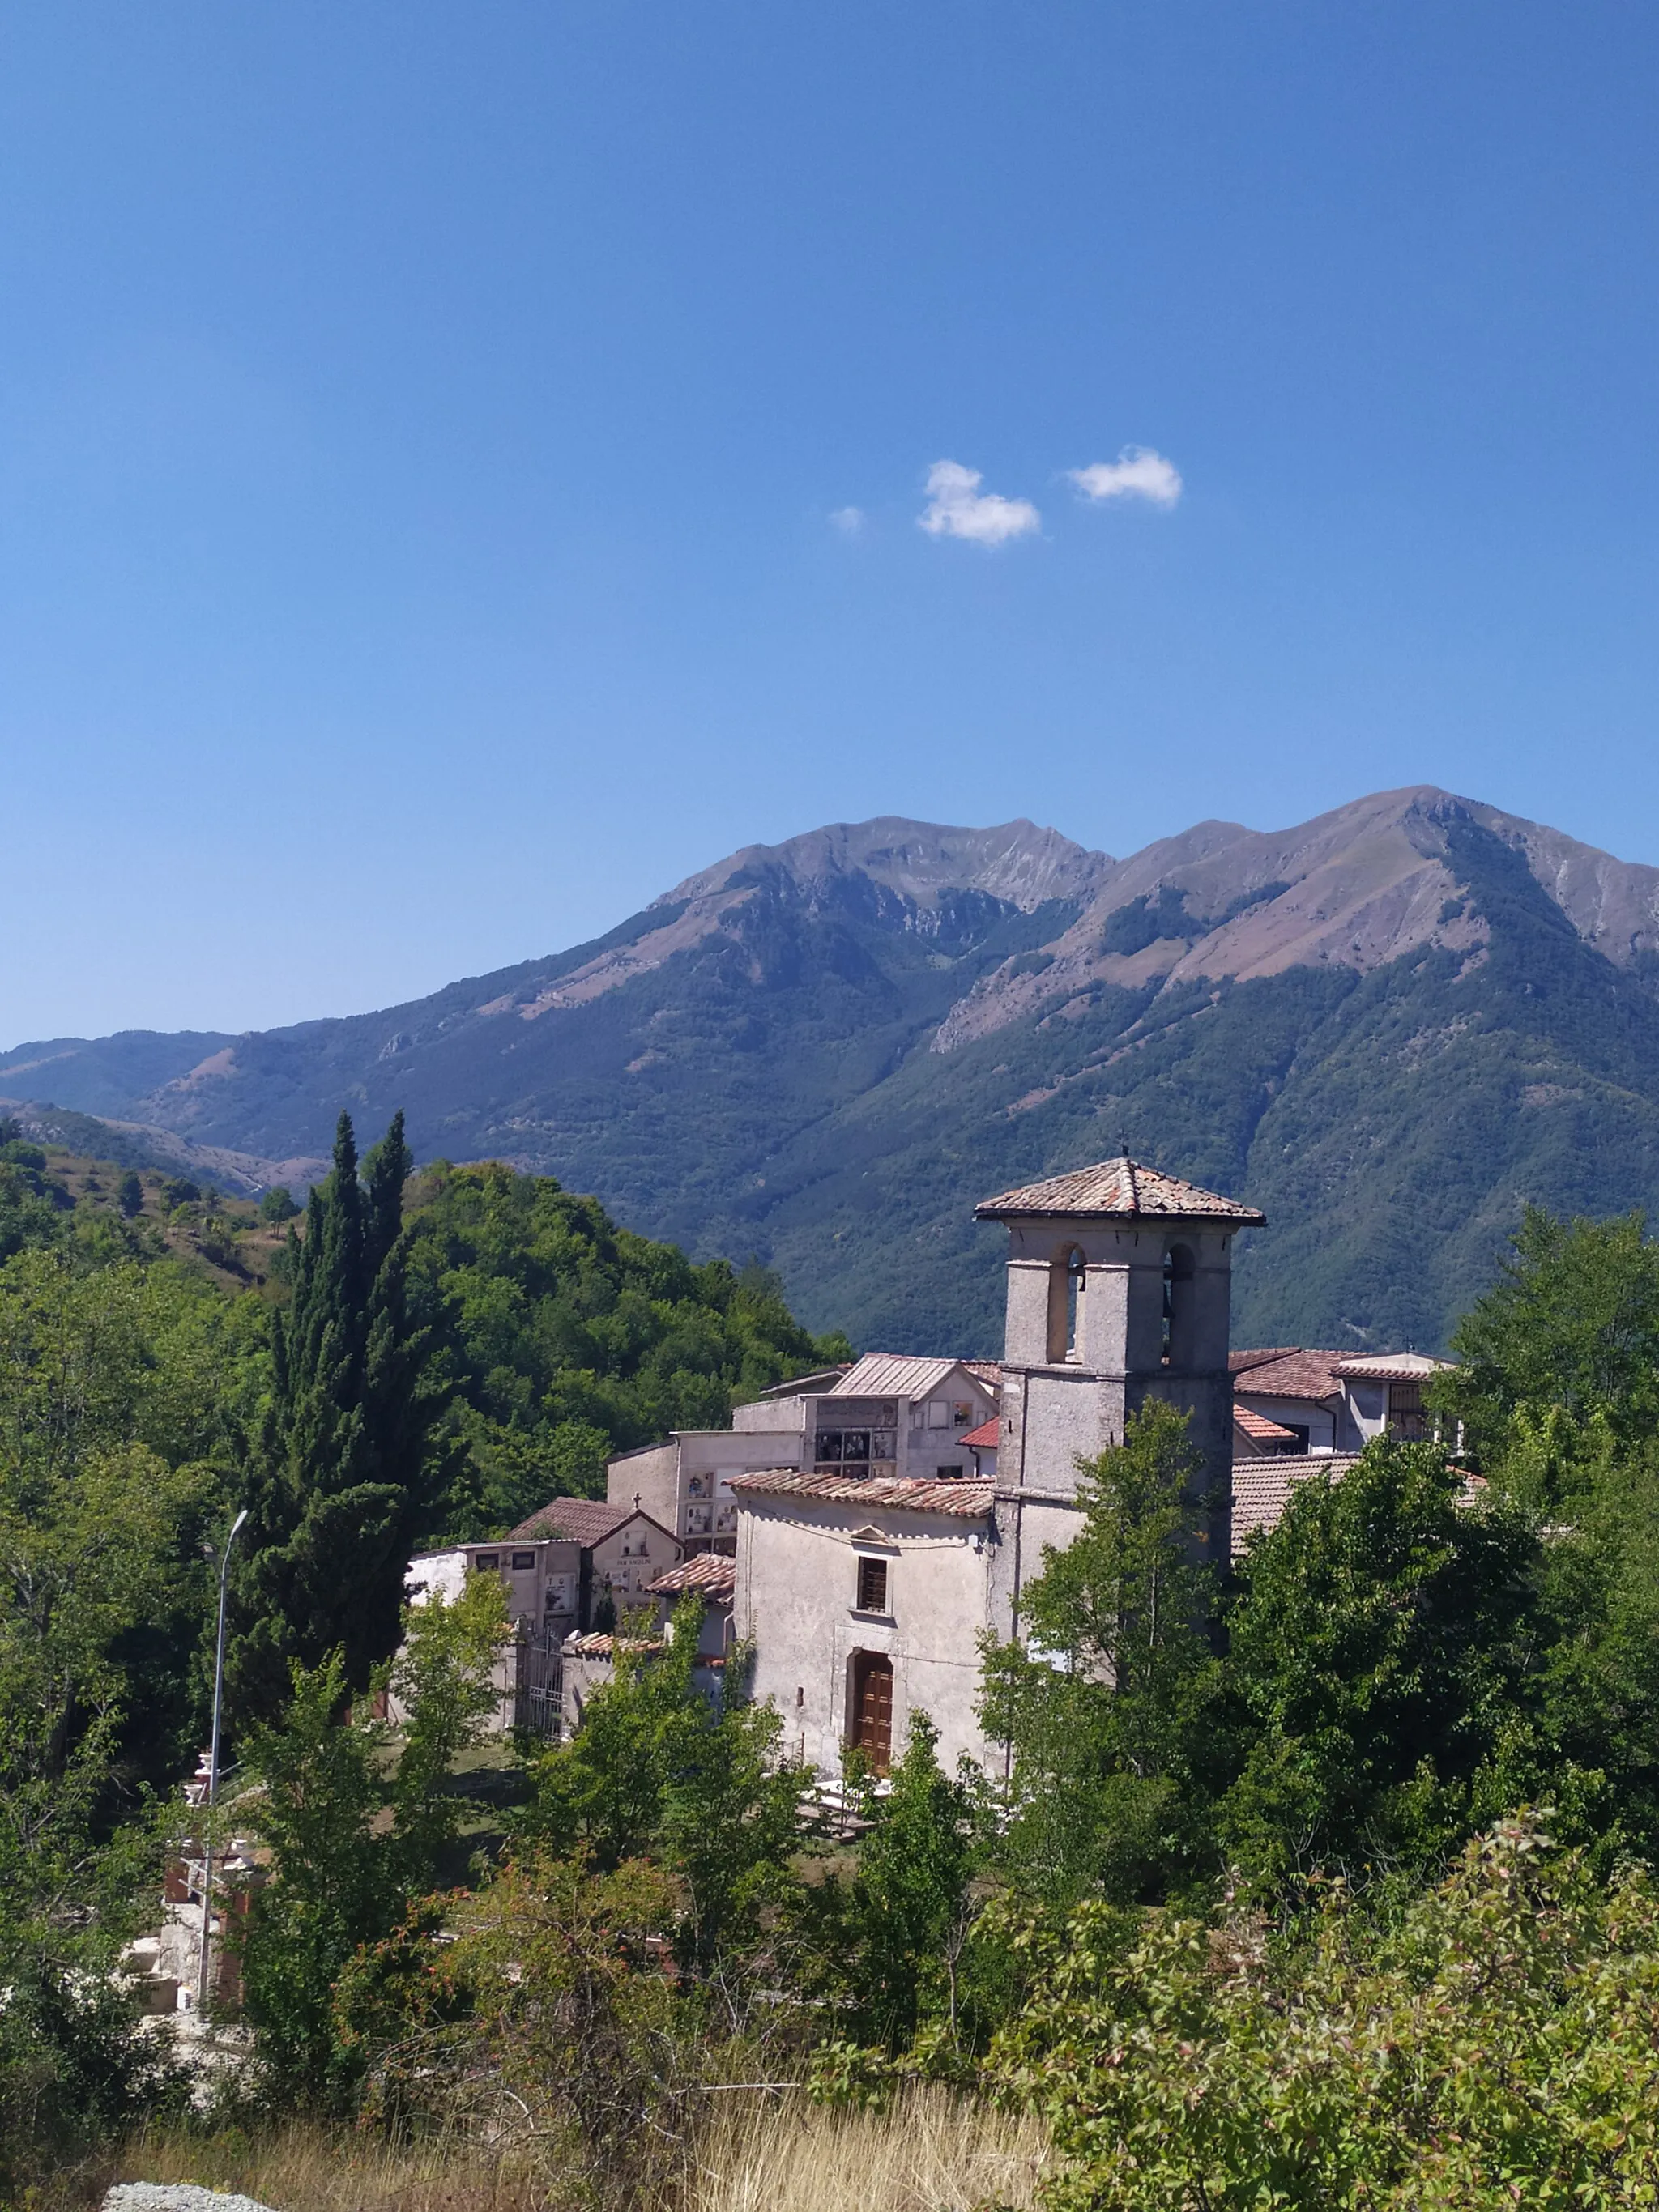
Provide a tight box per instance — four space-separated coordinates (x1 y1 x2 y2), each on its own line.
917 458 1040 546
829 505 864 535
1068 446 1183 509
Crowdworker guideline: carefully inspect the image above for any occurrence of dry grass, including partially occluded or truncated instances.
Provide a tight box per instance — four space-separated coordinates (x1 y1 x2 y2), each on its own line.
75 2123 545 2211
690 2085 1052 2212
83 2087 1050 2212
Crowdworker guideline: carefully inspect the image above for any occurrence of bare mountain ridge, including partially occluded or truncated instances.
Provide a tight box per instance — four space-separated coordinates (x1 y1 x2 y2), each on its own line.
109 785 1659 1119
936 786 1659 1051
9 785 1659 1354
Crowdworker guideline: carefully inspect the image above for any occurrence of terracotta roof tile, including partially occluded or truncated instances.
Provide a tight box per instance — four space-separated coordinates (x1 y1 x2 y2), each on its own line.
1230 1349 1348 1402
1234 1406 1299 1443
1229 1346 1303 1375
975 1154 1265 1224
646 1554 737 1598
727 1469 995 1517
563 1630 663 1658
1333 1353 1457 1383
510 1497 666 1545
959 1417 1000 1449
1231 1454 1361 1554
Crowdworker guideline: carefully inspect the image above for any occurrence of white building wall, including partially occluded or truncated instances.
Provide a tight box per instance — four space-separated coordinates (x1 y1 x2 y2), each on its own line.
737 1498 996 1779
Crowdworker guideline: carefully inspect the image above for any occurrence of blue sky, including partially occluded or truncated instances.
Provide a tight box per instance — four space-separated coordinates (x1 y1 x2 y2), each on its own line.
6 2 1659 1042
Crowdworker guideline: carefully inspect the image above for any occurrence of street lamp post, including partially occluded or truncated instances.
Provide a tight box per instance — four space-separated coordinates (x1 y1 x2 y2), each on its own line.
196 1506 249 2014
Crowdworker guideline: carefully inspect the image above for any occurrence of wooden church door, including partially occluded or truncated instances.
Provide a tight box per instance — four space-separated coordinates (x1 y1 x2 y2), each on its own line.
851 1652 893 1772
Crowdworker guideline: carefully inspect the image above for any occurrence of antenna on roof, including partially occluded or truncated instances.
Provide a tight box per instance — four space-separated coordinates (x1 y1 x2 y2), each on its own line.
1118 1127 1132 1158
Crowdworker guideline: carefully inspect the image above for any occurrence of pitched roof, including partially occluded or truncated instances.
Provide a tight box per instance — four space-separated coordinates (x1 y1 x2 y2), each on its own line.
755 1365 855 1398
1231 1454 1361 1554
1230 1349 1349 1402
1234 1406 1299 1444
975 1154 1265 1224
646 1554 737 1598
1229 1346 1303 1375
829 1352 995 1401
1333 1352 1457 1383
563 1630 664 1658
726 1469 996 1518
509 1497 672 1545
959 1417 1000 1449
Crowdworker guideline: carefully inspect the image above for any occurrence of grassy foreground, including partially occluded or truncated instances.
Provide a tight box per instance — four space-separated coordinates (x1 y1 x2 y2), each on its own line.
60 2088 1051 2212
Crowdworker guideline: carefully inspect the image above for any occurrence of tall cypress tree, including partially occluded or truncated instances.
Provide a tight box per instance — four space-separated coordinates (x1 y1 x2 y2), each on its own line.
228 1110 450 1725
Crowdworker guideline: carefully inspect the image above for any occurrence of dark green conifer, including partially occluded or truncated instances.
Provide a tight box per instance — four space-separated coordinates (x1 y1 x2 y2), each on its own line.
228 1110 452 1725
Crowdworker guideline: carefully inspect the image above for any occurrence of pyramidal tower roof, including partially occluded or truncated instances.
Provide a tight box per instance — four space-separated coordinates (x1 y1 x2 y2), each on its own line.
975 1153 1265 1225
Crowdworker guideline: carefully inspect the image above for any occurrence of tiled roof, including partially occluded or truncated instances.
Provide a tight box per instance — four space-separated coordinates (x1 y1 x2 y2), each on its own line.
1230 1349 1348 1402
510 1497 638 1545
959 1417 1000 1449
563 1631 663 1658
830 1352 994 1401
1333 1352 1457 1382
1229 1346 1302 1375
975 1154 1265 1224
646 1554 737 1597
727 1469 996 1518
1232 1454 1361 1554
962 1361 1004 1388
1234 1406 1299 1443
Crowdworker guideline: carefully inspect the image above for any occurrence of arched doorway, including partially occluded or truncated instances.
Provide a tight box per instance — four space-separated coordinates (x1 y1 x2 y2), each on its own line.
848 1651 893 1772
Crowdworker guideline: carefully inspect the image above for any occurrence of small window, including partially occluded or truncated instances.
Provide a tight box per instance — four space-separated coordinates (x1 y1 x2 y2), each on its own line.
856 1557 889 1613
511 1549 535 1570
952 1401 973 1426
474 1552 499 1571
927 1400 949 1428
936 1464 964 1480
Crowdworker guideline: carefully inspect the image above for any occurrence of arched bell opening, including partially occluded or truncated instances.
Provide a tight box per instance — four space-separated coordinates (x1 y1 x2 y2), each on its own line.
1162 1242 1196 1369
1046 1243 1088 1364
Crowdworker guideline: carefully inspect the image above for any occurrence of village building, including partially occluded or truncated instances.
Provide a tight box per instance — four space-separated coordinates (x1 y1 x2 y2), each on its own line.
1229 1345 1457 1455
405 1151 1455 1771
561 1554 737 1733
603 1353 1000 1554
733 1152 1263 1779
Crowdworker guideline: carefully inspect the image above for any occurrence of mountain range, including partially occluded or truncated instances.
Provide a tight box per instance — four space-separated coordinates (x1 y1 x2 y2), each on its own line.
11 785 1659 1355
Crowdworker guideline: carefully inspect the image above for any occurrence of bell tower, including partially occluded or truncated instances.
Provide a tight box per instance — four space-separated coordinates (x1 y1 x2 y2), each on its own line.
975 1152 1265 1621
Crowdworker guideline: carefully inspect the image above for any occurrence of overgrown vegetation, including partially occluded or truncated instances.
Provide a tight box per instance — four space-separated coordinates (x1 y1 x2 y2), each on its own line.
11 1118 1659 2208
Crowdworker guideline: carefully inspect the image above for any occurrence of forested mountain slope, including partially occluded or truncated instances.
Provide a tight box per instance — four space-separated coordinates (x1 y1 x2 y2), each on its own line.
11 788 1659 1353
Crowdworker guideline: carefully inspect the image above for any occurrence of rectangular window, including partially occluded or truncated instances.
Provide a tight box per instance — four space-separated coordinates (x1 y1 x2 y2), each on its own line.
952 1401 973 1426
936 1464 964 1480
856 1557 889 1613
511 1550 536 1570
927 1400 949 1428
474 1552 499 1571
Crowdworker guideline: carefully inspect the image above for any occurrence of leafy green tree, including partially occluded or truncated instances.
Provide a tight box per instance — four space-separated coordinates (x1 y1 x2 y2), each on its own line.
979 1402 1223 1907
839 1712 975 2051
386 1570 509 1882
240 1582 507 2105
403 1160 848 1539
238 1652 390 2104
1221 1439 1543 1886
992 1814 1659 2212
1444 1204 1659 1461
528 1596 804 1967
228 1111 454 1724
259 1184 299 1224
0 1247 257 1789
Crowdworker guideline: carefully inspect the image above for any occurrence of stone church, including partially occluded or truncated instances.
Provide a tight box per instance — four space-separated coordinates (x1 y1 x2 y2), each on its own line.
730 1151 1264 1779
427 1144 1448 1767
